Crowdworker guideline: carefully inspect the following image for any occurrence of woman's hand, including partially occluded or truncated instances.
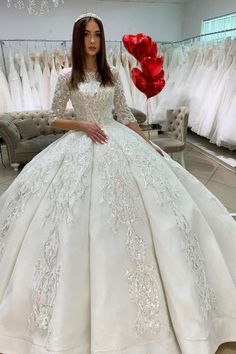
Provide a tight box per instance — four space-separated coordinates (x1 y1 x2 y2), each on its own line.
79 121 108 144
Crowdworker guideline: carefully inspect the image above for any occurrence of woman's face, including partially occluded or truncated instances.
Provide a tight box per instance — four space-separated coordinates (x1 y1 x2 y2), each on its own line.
84 20 101 57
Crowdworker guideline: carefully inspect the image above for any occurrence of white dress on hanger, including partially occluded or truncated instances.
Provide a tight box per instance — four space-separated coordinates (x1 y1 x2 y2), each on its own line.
0 67 236 354
8 51 23 111
0 67 14 114
41 53 51 110
218 88 236 149
64 53 70 68
153 46 192 128
121 52 133 106
28 56 41 110
19 52 35 111
50 55 59 107
184 46 205 115
107 46 114 66
34 53 44 109
210 40 236 148
194 39 230 138
115 52 133 107
189 46 215 130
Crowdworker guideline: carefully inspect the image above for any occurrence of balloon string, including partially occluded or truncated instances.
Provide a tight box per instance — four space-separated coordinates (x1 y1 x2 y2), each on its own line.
147 98 150 139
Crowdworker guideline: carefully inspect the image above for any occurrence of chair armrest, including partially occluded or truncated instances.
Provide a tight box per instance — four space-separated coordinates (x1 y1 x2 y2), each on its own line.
0 113 21 164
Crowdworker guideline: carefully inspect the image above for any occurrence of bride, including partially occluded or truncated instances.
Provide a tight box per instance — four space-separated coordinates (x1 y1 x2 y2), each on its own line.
0 13 236 354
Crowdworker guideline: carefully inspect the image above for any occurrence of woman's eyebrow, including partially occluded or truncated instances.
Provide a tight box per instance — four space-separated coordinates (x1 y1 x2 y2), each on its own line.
84 30 101 33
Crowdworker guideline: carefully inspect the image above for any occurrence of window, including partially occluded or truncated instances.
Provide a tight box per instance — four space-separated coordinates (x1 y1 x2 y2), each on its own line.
201 12 236 41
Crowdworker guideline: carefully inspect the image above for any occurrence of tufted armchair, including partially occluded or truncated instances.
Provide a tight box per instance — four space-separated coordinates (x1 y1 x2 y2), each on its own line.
152 107 189 168
0 110 71 170
0 108 146 170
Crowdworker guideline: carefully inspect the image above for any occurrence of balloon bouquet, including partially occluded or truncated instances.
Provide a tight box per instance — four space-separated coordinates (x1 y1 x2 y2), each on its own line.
122 33 165 134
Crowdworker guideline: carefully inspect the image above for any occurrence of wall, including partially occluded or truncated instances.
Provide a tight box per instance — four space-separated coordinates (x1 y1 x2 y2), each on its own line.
183 0 236 39
0 0 184 42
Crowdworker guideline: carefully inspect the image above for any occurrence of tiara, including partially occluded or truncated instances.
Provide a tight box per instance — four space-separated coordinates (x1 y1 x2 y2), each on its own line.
75 13 103 23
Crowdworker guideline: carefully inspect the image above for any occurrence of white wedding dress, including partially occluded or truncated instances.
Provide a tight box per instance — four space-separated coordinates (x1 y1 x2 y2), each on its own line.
0 67 236 354
0 67 13 114
19 53 35 111
8 51 23 111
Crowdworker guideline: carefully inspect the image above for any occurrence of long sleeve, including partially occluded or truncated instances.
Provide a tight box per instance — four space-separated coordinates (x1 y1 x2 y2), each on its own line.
48 69 70 125
113 69 137 125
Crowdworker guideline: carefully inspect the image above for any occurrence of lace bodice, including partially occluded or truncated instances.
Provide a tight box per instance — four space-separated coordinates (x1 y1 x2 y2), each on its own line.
49 67 136 126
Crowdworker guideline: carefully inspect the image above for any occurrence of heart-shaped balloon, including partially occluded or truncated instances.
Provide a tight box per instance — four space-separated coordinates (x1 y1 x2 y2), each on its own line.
122 33 157 62
131 67 147 91
131 68 165 99
147 78 165 98
141 56 164 79
149 42 158 59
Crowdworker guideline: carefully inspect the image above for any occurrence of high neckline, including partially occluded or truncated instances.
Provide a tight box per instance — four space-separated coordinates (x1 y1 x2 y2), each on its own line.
83 70 100 82
84 70 98 74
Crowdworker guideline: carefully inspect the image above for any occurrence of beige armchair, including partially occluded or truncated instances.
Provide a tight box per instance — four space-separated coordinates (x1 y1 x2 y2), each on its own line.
152 107 189 168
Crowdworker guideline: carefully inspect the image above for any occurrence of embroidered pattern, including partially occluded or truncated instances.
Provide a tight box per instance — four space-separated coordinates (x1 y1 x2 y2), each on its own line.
112 123 216 319
98 138 162 336
27 134 92 335
126 264 161 336
27 226 61 335
0 144 62 258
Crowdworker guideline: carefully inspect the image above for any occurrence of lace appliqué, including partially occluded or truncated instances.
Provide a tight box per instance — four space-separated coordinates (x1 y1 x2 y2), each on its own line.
142 154 216 318
26 135 92 336
114 125 216 319
27 225 61 335
44 137 91 225
126 264 161 335
0 150 60 258
48 69 70 125
98 139 162 336
173 206 216 315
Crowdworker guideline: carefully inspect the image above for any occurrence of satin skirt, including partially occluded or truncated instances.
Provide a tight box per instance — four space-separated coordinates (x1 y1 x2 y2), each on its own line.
0 120 236 354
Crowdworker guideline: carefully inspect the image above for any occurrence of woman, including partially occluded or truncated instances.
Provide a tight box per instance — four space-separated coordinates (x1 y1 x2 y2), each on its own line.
0 13 235 354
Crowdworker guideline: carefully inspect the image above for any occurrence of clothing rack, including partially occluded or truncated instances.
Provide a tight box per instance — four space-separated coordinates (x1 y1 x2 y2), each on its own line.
0 39 123 74
159 27 236 45
1 27 236 73
1 26 236 48
0 39 69 74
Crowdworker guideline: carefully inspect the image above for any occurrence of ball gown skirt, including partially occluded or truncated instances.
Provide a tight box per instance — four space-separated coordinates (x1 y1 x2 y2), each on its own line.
0 68 236 354
0 121 236 354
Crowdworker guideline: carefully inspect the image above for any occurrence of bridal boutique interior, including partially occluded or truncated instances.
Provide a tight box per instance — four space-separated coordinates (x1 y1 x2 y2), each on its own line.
0 4 235 210
2 0 235 219
0 12 235 196
0 1 236 354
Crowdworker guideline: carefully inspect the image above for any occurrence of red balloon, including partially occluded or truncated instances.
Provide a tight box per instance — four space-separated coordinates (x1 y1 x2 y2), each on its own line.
147 79 165 98
157 69 165 80
123 32 165 98
149 42 158 59
122 33 157 62
131 67 147 91
131 68 165 99
141 56 164 79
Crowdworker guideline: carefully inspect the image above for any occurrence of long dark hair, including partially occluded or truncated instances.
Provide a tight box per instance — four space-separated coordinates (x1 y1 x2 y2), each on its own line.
70 16 114 89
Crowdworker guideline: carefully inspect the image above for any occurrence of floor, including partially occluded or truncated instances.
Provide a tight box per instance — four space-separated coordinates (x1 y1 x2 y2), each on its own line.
187 130 236 172
0 135 236 353
183 143 236 215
